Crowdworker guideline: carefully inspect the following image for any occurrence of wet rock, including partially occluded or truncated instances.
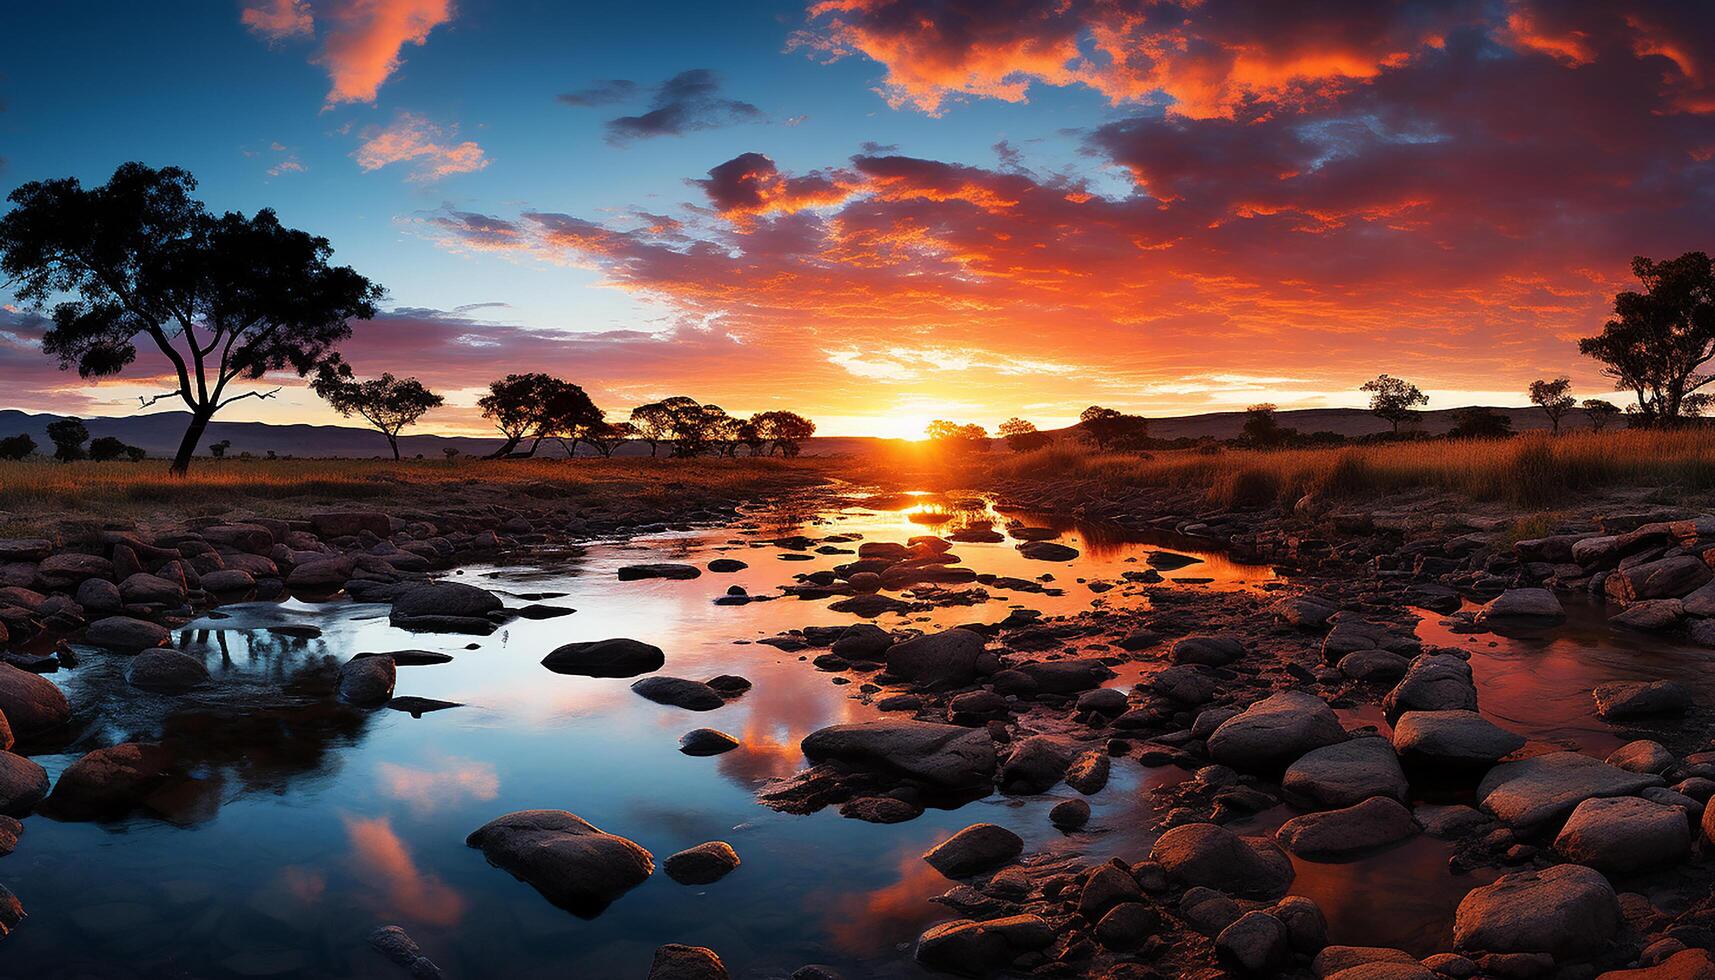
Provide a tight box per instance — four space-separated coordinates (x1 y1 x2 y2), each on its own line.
706 558 747 573
1207 691 1346 772
387 650 454 666
1593 680 1692 721
1017 541 1079 561
338 655 396 706
0 882 21 937
1393 710 1524 767
664 842 740 885
1607 740 1675 774
1282 736 1408 809
1383 653 1478 722
914 915 1053 975
0 663 70 735
1147 664 1218 704
680 729 740 756
42 742 176 820
1149 822 1294 899
839 796 922 823
367 924 444 979
1273 596 1338 629
648 944 728 980
1339 649 1412 682
1171 634 1247 666
466 810 654 917
1148 551 1202 569
831 623 891 660
1272 895 1328 955
542 638 666 678
1096 902 1160 951
1217 910 1290 973
74 578 122 613
924 823 1023 877
801 720 997 789
618 563 702 581
1000 735 1081 793
1050 798 1090 829
1276 797 1420 859
632 676 724 711
1479 751 1662 827
1611 599 1686 632
1002 658 1112 694
388 582 502 633
125 649 209 693
199 569 255 594
1453 864 1619 960
0 751 49 816
1065 749 1111 795
1553 796 1690 874
1606 556 1712 604
84 615 170 652
386 697 462 717
1475 589 1566 627
885 629 986 688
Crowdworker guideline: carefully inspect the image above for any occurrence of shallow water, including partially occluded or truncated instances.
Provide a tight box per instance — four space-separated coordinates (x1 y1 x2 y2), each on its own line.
1 496 1698 975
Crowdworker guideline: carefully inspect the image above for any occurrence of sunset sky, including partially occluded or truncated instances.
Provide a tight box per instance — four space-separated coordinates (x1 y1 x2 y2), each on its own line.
2 1 1713 438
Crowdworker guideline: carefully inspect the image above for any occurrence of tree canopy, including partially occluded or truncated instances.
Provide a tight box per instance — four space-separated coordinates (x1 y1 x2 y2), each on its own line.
1360 375 1428 434
1078 405 1149 451
1527 378 1575 434
1578 252 1715 426
312 358 444 459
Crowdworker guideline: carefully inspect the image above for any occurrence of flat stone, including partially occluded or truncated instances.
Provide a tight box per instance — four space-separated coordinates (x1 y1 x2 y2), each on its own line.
1393 710 1525 767
1454 864 1619 959
542 638 665 678
1478 752 1663 827
618 563 702 581
1207 691 1346 772
1282 736 1408 809
631 676 725 711
1017 540 1079 561
466 809 654 917
1276 797 1420 859
884 628 986 687
1171 634 1247 666
1593 680 1692 721
800 720 997 790
1475 588 1566 626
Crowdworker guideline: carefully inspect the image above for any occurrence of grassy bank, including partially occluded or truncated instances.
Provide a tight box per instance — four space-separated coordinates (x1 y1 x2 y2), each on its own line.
0 456 836 529
970 429 1715 511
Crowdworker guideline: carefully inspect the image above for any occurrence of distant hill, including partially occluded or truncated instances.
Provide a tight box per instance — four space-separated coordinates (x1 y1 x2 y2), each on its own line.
0 404 1606 460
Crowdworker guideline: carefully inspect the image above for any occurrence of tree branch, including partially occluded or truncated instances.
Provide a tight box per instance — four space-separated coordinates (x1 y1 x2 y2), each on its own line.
214 386 283 410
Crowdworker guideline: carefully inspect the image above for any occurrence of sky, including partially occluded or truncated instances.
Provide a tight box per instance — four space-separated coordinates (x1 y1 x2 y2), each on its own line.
1 0 1713 439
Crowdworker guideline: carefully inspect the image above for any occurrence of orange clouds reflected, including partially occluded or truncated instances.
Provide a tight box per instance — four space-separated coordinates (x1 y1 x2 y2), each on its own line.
376 757 501 815
343 814 468 926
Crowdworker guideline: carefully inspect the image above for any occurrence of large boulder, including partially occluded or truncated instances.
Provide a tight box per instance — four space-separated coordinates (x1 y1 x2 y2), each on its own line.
338 654 397 706
465 809 654 916
885 629 986 688
923 823 1024 877
915 915 1054 974
631 676 724 711
1150 822 1294 899
1207 691 1346 772
0 751 50 816
84 615 171 652
1383 654 1478 722
801 720 997 790
1282 737 1408 809
1553 796 1691 874
1276 797 1419 859
1478 752 1662 827
1606 555 1712 604
1392 710 1524 767
42 742 177 820
1172 634 1247 666
1453 864 1619 960
1475 588 1567 627
1593 680 1692 721
35 552 114 589
389 582 502 633
125 649 209 693
541 638 665 678
0 663 70 735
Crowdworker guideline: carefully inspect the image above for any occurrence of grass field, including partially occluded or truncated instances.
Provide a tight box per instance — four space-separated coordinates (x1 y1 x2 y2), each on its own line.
963 429 1715 511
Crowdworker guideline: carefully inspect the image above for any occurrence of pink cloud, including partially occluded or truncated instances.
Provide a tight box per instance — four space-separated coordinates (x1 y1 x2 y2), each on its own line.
241 0 315 42
317 0 453 105
353 112 487 181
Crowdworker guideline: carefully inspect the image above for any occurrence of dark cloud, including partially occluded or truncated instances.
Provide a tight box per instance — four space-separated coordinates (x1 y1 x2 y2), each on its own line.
556 78 639 107
606 69 763 143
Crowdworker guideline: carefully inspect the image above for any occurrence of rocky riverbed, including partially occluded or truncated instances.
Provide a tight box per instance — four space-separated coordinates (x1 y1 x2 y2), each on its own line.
1 479 1715 978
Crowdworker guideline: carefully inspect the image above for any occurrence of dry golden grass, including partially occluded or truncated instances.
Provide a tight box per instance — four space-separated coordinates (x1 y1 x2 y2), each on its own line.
973 429 1715 511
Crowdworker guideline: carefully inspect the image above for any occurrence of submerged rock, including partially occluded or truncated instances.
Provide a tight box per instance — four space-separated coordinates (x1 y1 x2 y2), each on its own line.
542 638 666 678
466 809 654 917
1017 541 1079 562
679 729 740 756
618 563 702 581
649 944 728 980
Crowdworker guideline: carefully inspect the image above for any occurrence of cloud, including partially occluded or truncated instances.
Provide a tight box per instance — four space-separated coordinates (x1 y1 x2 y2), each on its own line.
353 112 488 181
693 152 857 219
243 0 453 106
241 0 314 42
604 69 764 143
556 79 639 107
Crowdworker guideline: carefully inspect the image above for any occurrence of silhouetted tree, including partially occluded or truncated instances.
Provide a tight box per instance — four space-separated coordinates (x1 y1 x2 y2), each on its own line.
1241 403 1296 447
584 420 636 457
209 439 232 459
46 418 88 462
752 410 816 456
1579 252 1715 426
533 380 602 457
478 373 559 458
0 163 382 474
312 358 444 460
0 434 35 460
124 444 146 462
628 402 674 457
1448 406 1513 439
1527 377 1575 434
653 396 726 456
1360 375 1429 434
88 435 131 461
1583 398 1621 432
998 417 1049 453
442 447 460 462
926 420 991 452
1079 405 1149 451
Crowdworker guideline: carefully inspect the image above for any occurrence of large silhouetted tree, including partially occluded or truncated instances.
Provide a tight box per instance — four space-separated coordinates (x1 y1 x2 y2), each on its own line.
1079 405 1149 451
1448 406 1513 439
752 410 816 456
0 163 382 474
46 418 88 462
1583 398 1620 432
478 373 557 457
1360 375 1428 434
1527 377 1575 434
628 402 674 456
312 358 444 459
1579 252 1715 426
534 380 602 457
0 435 35 460
998 417 1049 453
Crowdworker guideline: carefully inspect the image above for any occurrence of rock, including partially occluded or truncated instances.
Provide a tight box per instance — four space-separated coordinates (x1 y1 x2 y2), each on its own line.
1479 751 1663 827
1453 864 1619 960
1150 823 1294 899
36 552 114 589
800 720 997 789
1393 710 1524 767
338 655 397 706
831 623 891 660
679 729 740 756
924 823 1023 877
1606 556 1712 603
199 569 256 594
1003 658 1113 694
646 944 728 980
0 882 21 937
915 915 1053 975
999 735 1081 793
1207 691 1346 772
664 842 740 884
1274 596 1338 629
632 676 724 711
309 511 391 538
1217 910 1290 973
389 582 503 633
791 967 845 980
618 563 702 581
707 558 747 573
84 615 170 652
1553 796 1690 874
0 751 50 816
1593 680 1691 721
74 578 122 612
118 572 184 605
465 810 654 916
42 742 176 820
367 925 444 979
1272 895 1328 955
839 796 922 823
1597 950 1715 980
1096 902 1159 951
884 629 986 687
1383 654 1478 722
0 539 51 562
1148 550 1202 569
1611 599 1686 631
1339 649 1411 682
1475 589 1566 626
1050 798 1091 829
124 649 209 693
1065 749 1111 795
1607 740 1675 774
0 663 70 735
285 558 352 592
1282 736 1408 809
1149 664 1219 704
541 638 665 678
1276 797 1420 859
1171 634 1247 666
1017 541 1079 561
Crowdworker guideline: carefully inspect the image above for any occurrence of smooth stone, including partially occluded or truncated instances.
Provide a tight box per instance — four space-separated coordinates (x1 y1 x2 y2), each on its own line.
466 809 654 917
648 944 728 980
338 655 396 706
1478 752 1663 827
1453 864 1619 959
1150 822 1294 899
1282 736 1408 809
915 915 1053 974
1383 654 1478 722
1216 909 1290 973
42 742 176 820
1017 540 1079 561
389 582 503 632
125 649 209 693
618 563 702 581
1593 680 1692 721
631 676 724 711
1607 740 1675 774
800 720 997 789
1475 588 1566 626
0 663 70 735
1276 797 1420 859
664 842 741 885
0 750 50 816
1553 796 1690 874
884 629 986 687
1393 710 1524 767
1171 634 1247 666
84 615 171 652
923 823 1024 877
679 728 740 756
1207 691 1346 772
1050 798 1091 829
541 638 666 678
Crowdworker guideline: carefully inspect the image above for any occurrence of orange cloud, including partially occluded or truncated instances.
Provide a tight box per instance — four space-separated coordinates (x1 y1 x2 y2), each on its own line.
242 0 314 42
377 757 500 815
354 112 487 181
318 0 453 105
